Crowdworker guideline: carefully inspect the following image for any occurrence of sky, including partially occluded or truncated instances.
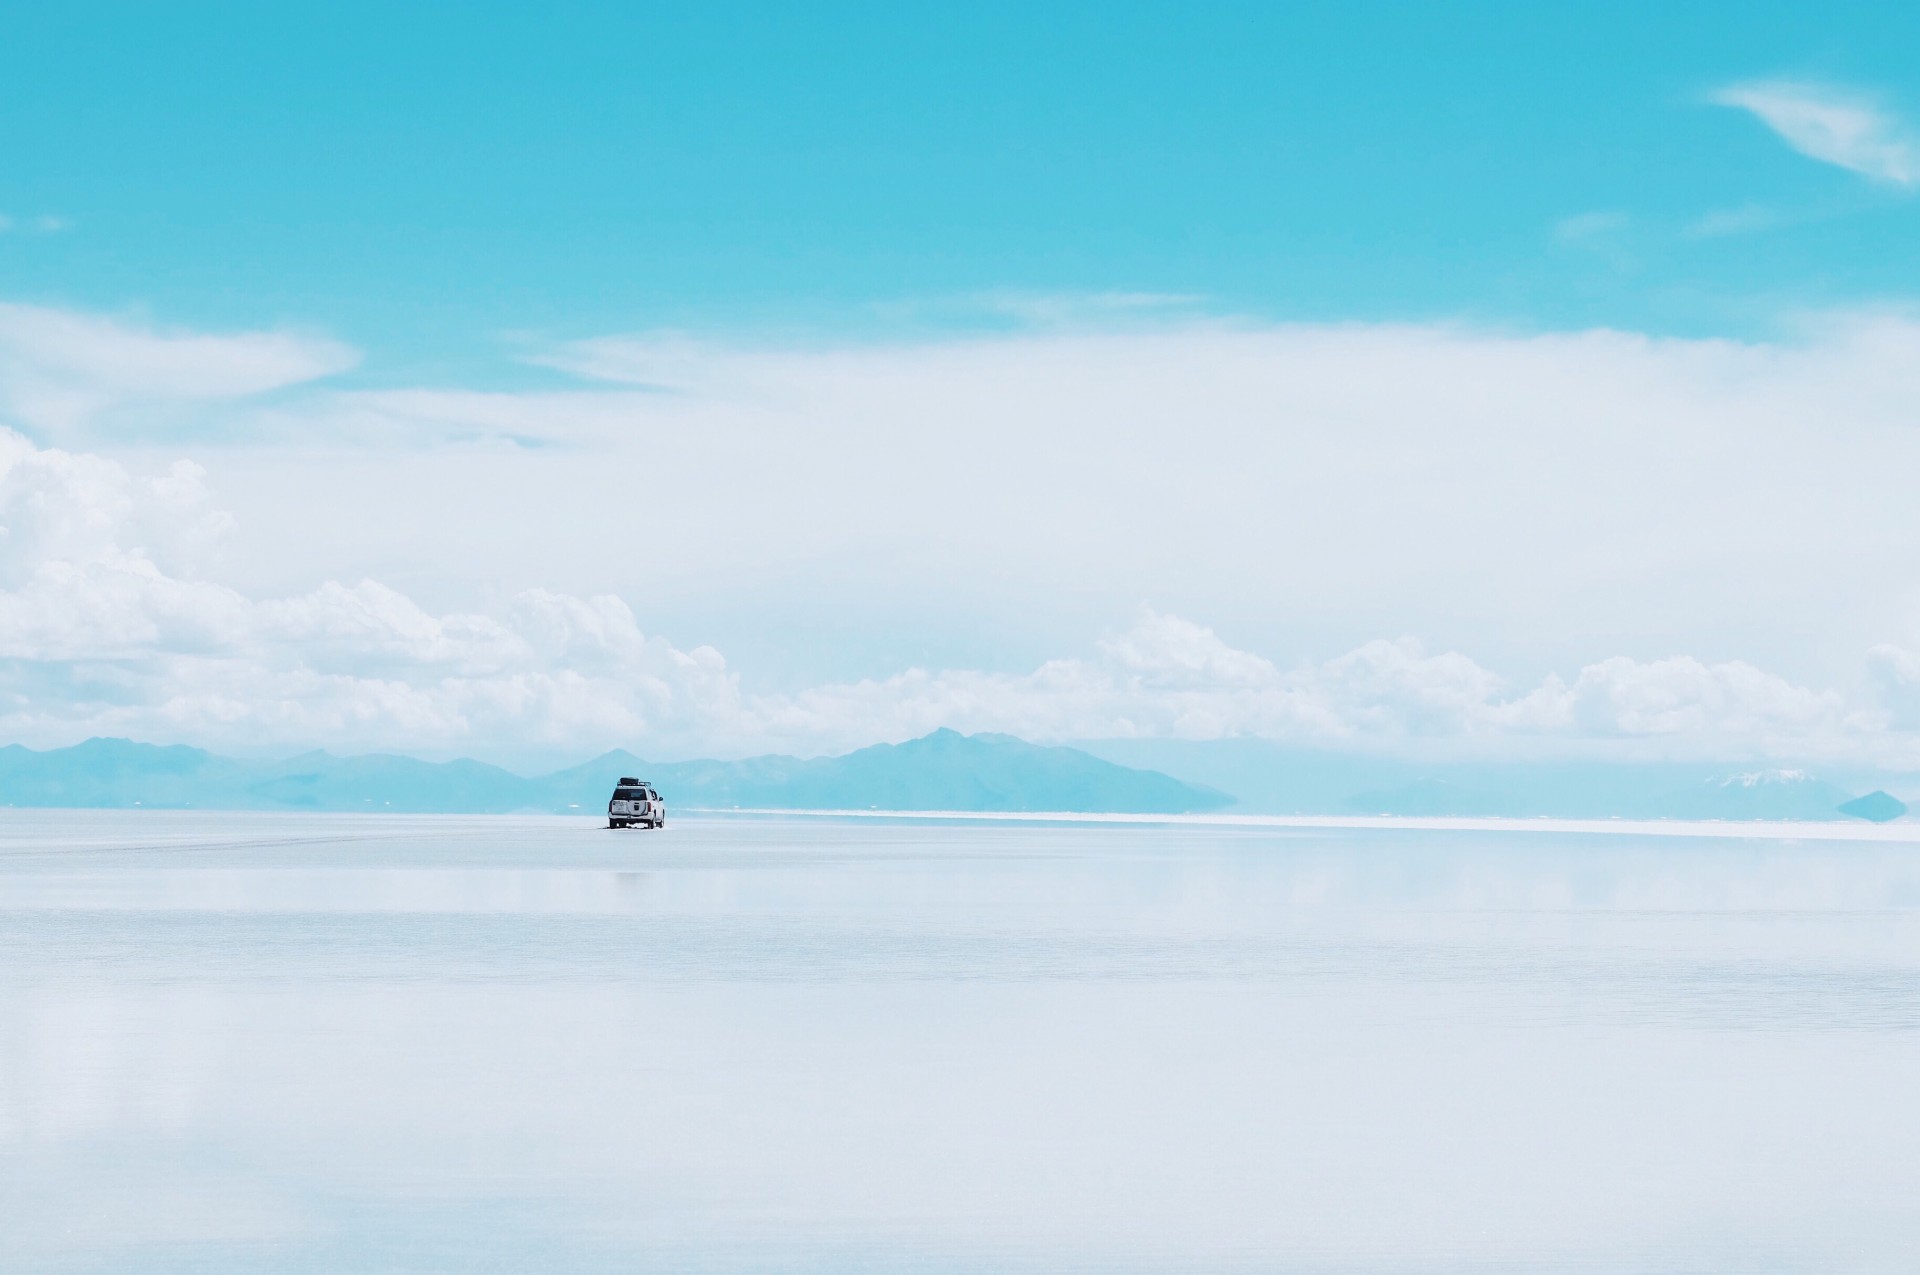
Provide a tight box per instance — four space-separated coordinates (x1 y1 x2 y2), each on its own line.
4 1 1920 768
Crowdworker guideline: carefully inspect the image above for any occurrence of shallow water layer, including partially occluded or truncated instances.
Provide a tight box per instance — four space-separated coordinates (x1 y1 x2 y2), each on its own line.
2 811 1919 1272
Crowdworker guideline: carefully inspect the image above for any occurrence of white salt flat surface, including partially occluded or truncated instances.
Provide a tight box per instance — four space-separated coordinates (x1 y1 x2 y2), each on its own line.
3 810 1919 1272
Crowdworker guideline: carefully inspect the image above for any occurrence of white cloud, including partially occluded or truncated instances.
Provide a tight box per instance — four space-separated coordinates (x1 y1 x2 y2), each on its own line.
1866 644 1920 730
742 619 1874 761
0 302 357 438
108 303 1920 760
1712 80 1920 187
0 425 1891 768
1510 656 1856 745
10 298 1920 766
0 427 746 754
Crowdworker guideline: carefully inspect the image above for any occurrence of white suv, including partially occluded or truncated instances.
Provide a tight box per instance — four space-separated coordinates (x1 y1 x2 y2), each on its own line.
608 778 666 829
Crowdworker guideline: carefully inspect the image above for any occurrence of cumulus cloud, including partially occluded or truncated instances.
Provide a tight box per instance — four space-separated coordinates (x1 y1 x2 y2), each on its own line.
0 412 1890 768
1866 644 1920 728
5 300 1920 765
1712 80 1920 187
0 427 750 754
0 420 1890 765
1510 656 1856 745
744 620 1876 762
0 302 358 438
53 297 1920 697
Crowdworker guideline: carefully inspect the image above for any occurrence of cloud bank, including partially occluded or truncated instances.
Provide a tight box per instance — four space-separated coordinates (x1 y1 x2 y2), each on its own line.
0 296 1916 767
0 420 1903 766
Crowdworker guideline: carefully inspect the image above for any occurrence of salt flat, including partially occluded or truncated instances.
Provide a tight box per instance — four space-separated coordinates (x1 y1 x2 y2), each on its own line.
3 810 1919 1272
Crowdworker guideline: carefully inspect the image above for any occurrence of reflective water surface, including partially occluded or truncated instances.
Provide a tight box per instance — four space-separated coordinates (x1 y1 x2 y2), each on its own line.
4 811 1920 1272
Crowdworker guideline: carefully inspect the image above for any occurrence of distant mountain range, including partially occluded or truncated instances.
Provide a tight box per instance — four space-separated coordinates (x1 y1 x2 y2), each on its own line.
0 729 1231 815
1079 739 1911 823
0 730 1907 821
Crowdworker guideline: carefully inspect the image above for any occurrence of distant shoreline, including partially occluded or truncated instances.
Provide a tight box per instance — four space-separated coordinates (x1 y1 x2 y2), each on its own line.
691 807 1920 842
3 804 1913 843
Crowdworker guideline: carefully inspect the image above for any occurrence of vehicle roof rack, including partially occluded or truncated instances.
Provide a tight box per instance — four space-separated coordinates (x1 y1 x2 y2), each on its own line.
617 776 640 785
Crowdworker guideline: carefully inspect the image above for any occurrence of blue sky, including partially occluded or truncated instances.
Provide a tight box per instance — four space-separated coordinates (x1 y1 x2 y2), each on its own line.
4 3 1920 766
7 1 1920 359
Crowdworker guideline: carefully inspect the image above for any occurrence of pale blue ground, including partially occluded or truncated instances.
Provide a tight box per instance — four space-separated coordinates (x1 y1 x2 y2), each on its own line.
3 812 1919 1272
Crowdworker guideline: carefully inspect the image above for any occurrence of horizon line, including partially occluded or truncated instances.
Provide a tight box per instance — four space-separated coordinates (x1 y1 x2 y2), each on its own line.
687 808 1918 840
